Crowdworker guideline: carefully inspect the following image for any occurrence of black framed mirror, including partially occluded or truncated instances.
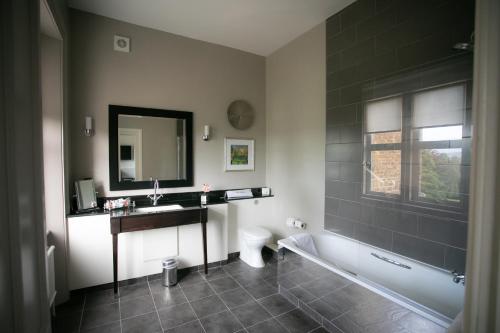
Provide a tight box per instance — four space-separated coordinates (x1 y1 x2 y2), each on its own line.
109 105 193 190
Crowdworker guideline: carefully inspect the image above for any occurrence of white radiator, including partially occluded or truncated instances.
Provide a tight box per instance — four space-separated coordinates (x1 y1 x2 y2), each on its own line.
46 245 56 307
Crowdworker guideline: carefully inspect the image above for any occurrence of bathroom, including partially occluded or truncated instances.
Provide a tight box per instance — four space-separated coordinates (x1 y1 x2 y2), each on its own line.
2 0 499 332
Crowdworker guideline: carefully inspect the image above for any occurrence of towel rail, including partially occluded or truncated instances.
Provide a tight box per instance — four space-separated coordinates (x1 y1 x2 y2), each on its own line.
371 252 411 270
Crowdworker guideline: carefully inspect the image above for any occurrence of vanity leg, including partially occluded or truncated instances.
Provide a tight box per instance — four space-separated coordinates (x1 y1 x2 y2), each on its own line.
112 234 118 293
202 221 208 274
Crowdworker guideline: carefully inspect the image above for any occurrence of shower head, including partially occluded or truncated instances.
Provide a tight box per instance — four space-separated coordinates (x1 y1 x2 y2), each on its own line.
453 32 474 52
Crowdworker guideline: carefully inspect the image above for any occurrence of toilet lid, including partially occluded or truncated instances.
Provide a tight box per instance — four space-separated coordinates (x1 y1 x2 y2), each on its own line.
241 226 271 240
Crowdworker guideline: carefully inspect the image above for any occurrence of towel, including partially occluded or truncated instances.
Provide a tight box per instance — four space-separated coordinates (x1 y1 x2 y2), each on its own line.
289 233 319 256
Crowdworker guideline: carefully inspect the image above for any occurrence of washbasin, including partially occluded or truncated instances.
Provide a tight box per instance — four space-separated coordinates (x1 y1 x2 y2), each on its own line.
135 204 183 213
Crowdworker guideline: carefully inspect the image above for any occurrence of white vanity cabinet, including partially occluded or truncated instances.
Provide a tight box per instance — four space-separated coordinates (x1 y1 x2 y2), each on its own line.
67 204 228 290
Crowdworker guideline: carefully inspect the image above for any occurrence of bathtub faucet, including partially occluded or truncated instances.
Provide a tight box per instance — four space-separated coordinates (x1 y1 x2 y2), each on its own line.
452 270 465 285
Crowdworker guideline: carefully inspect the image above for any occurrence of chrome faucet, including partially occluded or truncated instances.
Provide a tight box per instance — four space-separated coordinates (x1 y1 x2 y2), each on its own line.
452 270 465 285
147 179 163 206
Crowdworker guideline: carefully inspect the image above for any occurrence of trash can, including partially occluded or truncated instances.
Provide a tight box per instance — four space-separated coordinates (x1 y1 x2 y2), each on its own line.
162 257 178 287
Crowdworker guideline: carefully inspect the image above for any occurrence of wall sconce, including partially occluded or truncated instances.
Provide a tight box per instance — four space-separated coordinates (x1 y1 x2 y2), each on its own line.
202 125 210 141
85 116 94 137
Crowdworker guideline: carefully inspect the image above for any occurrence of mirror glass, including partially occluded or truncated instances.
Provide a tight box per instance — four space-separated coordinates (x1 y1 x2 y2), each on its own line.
75 179 97 211
109 105 193 190
118 115 186 182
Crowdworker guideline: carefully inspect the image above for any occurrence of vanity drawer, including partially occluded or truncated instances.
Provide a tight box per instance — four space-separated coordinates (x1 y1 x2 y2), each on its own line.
112 208 207 233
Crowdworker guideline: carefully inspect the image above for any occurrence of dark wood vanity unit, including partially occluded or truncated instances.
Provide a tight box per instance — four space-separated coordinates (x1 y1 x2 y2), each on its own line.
110 206 208 293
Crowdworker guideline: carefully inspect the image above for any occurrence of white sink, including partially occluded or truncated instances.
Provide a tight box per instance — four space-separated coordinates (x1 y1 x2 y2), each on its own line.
135 204 183 213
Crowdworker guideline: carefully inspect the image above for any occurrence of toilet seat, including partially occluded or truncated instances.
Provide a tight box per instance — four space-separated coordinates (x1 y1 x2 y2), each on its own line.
240 226 272 240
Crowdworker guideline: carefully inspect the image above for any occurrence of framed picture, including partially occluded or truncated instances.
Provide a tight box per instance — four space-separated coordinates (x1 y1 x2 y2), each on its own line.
224 138 255 171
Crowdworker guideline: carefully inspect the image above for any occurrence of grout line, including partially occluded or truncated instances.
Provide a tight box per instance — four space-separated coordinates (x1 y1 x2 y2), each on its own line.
147 278 165 332
77 294 86 333
178 281 208 333
117 294 123 333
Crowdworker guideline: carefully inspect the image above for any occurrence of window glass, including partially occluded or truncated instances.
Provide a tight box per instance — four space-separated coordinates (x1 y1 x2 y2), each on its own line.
417 148 462 204
369 150 401 195
370 131 402 144
365 97 402 133
416 125 463 142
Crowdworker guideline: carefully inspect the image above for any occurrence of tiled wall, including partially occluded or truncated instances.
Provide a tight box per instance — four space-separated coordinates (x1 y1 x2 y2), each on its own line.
325 0 475 272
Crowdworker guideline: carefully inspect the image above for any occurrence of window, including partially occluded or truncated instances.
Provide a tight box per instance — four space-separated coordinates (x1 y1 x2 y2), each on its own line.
363 83 470 211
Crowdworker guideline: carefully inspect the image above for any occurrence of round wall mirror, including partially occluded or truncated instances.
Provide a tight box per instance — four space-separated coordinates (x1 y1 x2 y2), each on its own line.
227 100 255 130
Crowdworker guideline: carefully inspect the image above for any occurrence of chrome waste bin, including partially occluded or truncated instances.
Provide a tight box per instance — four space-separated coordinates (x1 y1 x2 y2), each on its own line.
162 257 178 287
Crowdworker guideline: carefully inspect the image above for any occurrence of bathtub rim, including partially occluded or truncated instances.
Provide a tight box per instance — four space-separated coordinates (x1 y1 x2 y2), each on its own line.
278 235 453 328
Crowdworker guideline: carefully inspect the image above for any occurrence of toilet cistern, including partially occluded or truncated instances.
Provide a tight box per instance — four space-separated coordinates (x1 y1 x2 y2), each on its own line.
147 179 163 206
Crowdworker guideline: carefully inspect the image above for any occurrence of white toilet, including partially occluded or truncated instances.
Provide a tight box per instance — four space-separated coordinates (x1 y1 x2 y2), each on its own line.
239 226 272 268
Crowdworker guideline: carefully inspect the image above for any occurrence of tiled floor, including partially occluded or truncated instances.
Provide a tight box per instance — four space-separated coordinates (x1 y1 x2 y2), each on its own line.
54 252 448 333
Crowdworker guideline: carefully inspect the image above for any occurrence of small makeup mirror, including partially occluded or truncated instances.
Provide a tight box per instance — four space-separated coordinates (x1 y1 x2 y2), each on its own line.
75 179 98 211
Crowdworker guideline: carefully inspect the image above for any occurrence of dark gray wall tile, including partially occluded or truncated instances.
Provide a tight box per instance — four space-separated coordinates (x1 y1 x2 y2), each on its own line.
357 7 397 39
354 223 392 251
444 247 466 272
340 124 362 143
326 15 341 36
326 104 357 126
325 214 355 238
340 0 376 29
326 181 360 201
373 207 418 235
326 89 341 109
418 216 468 249
325 197 340 216
393 233 445 267
325 162 341 181
340 84 363 105
360 204 374 224
326 143 362 163
338 200 361 222
328 66 361 90
340 162 362 183
327 27 356 55
327 53 342 73
341 38 375 68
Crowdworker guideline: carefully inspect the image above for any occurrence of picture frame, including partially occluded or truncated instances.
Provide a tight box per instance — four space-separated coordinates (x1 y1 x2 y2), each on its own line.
224 138 255 171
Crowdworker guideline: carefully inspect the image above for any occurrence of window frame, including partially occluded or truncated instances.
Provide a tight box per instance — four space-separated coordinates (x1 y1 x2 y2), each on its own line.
362 81 472 214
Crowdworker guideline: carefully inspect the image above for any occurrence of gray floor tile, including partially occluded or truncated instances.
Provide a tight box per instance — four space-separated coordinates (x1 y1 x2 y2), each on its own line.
119 283 151 301
200 310 243 333
152 288 187 310
310 328 330 333
165 320 204 333
148 279 181 294
307 299 344 321
276 309 321 333
53 311 82 333
281 270 315 286
288 286 317 303
81 321 121 333
85 289 120 308
181 281 215 301
121 311 162 333
203 267 229 281
258 294 295 316
56 294 85 315
219 287 254 309
232 273 263 287
246 318 288 333
245 281 278 300
300 275 351 298
81 302 120 330
268 274 298 289
223 261 253 276
209 276 240 293
158 303 197 329
331 313 365 333
179 271 205 287
396 312 447 333
231 301 272 327
120 294 156 319
190 295 227 318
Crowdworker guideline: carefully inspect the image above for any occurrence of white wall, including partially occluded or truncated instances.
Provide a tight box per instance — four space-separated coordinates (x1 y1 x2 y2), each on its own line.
41 33 69 304
69 9 266 197
265 22 326 238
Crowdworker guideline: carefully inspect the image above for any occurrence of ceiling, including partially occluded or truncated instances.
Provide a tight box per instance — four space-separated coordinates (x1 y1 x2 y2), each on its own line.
68 0 354 56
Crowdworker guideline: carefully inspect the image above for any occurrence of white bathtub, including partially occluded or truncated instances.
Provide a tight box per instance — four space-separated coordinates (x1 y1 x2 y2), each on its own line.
278 231 464 327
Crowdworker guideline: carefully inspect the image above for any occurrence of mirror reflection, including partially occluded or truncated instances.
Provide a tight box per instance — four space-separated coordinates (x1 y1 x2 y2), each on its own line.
118 115 186 182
